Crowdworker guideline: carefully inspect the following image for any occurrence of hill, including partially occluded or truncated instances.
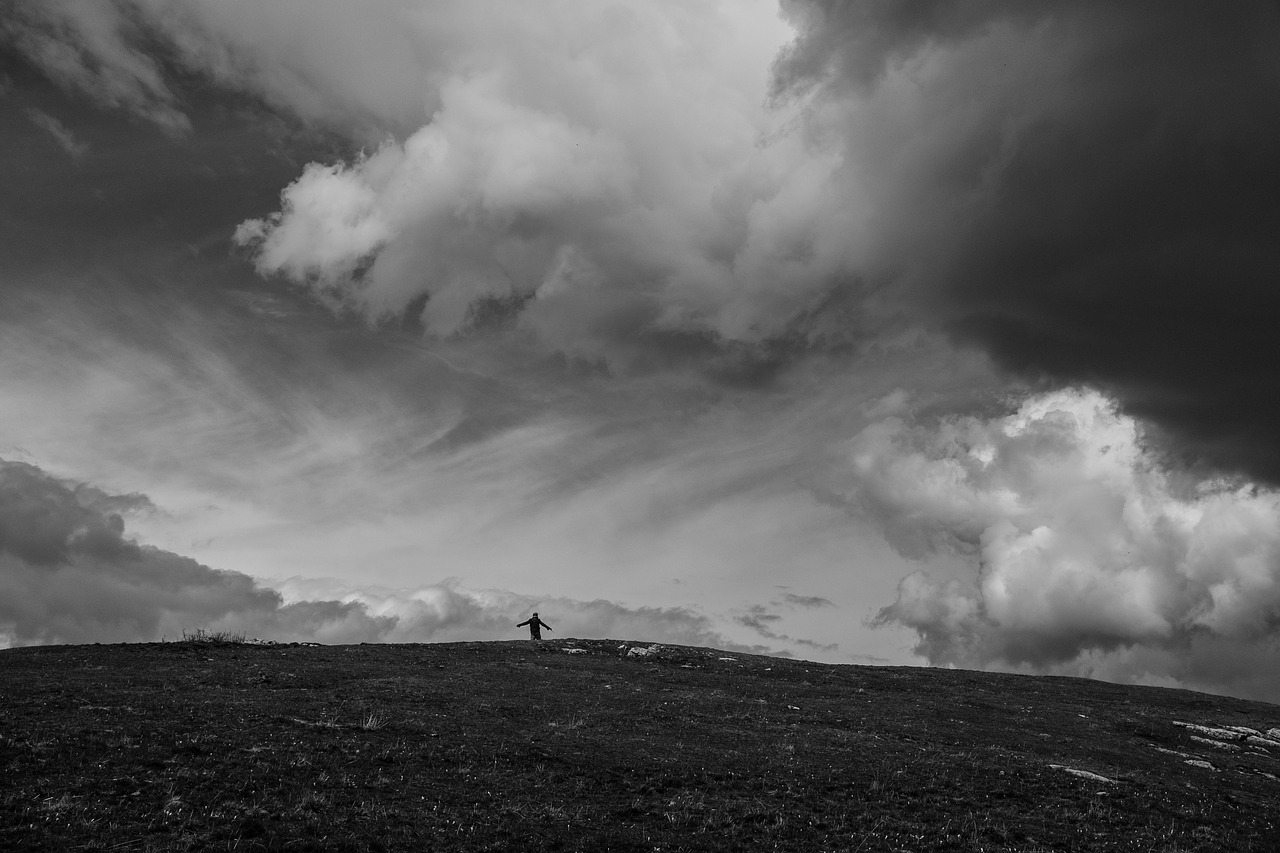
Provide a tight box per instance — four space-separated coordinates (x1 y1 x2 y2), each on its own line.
3 638 1279 851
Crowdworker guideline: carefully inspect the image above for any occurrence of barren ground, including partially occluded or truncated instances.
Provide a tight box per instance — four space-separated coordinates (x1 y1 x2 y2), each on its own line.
3 638 1280 851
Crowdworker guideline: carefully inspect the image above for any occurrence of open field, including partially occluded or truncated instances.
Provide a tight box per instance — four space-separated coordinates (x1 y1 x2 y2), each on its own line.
3 638 1279 851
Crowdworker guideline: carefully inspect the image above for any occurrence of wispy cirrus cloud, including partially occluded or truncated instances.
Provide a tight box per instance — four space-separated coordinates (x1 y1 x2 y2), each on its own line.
24 107 88 159
2 0 190 135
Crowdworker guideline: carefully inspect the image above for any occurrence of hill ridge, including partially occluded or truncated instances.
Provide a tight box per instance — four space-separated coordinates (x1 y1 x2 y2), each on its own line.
3 639 1279 850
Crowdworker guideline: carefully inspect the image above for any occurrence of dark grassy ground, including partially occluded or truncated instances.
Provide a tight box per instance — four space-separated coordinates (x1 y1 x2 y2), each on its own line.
3 638 1279 851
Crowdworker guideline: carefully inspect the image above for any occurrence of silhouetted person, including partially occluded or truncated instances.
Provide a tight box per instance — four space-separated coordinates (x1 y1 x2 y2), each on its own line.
517 612 552 640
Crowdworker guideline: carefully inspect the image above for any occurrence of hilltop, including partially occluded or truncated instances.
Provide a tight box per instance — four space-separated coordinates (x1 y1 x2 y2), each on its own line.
3 638 1279 851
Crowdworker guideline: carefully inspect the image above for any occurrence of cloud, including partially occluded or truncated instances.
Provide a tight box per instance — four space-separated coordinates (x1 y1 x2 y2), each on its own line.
14 2 1280 474
830 387 1280 701
15 0 1280 690
225 0 868 361
276 576 763 651
2 0 190 134
737 604 783 633
734 603 837 654
0 259 941 668
774 0 1280 481
0 457 765 652
3 0 874 370
37 0 1271 476
0 457 395 645
24 107 89 159
779 593 833 608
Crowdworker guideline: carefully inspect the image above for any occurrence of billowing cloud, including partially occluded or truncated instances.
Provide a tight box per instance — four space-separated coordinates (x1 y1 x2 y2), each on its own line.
775 0 1280 480
834 388 1280 700
226 0 860 358
5 0 870 369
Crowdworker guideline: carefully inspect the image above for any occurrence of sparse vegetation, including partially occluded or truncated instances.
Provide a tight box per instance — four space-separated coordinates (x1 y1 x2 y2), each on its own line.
178 628 247 646
2 639 1279 851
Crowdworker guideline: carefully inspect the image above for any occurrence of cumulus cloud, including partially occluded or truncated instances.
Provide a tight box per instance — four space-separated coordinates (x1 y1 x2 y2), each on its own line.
831 388 1280 700
227 0 864 357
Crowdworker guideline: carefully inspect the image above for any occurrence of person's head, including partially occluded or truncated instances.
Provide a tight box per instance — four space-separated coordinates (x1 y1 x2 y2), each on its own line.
532 612 538 617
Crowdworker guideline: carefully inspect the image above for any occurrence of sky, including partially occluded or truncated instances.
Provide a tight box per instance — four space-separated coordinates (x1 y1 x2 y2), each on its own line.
3 1 1280 702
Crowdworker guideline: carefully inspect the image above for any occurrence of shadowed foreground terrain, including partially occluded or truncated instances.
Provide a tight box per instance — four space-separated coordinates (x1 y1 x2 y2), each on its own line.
3 638 1280 851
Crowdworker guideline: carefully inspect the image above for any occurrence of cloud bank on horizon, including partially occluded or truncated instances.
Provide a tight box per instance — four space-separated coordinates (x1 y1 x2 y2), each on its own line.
0 458 747 650
4 1 1280 701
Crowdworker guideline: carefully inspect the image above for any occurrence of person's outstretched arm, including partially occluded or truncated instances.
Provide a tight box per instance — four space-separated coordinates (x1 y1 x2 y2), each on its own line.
516 619 529 627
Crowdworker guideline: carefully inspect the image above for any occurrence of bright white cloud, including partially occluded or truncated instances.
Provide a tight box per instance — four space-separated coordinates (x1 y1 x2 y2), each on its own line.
846 388 1280 700
226 0 858 346
233 162 395 291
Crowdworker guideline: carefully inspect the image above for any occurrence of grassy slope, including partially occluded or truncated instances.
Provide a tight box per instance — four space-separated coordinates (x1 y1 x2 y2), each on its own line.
2 638 1279 852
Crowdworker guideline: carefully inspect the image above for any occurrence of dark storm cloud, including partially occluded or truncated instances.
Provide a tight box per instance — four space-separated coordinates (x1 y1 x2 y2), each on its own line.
772 0 1041 97
777 0 1280 481
0 458 399 644
0 41 351 292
